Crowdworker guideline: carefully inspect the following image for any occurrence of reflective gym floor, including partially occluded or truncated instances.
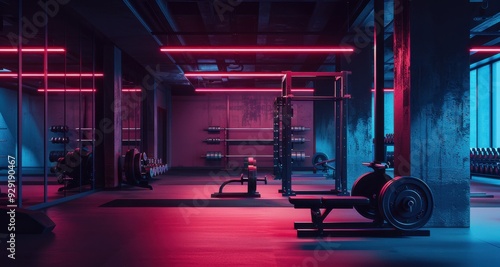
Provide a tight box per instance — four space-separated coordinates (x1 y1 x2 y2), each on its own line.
1 174 499 267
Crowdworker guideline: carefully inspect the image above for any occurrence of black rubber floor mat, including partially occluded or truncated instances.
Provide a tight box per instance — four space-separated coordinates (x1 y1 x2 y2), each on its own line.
100 198 292 207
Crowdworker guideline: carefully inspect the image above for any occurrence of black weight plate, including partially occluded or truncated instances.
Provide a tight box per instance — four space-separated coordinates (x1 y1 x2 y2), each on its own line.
379 176 434 231
124 149 138 183
312 152 328 165
351 172 391 220
134 152 146 181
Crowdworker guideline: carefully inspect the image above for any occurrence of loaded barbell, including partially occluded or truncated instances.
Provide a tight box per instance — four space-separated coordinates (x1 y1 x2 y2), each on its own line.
204 137 307 144
50 137 70 144
206 126 310 133
204 151 308 161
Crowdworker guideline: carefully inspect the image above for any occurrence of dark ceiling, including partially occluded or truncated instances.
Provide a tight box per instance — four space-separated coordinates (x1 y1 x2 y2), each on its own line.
1 0 500 94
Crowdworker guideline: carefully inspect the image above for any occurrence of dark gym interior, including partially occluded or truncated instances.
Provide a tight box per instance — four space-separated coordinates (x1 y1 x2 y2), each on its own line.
0 0 499 266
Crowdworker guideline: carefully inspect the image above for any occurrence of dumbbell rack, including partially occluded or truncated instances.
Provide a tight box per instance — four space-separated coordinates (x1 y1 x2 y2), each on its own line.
470 147 500 178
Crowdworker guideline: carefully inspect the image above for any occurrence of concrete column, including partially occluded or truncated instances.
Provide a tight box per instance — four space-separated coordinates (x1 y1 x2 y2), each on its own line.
342 47 374 188
394 0 470 227
142 81 157 158
95 45 122 188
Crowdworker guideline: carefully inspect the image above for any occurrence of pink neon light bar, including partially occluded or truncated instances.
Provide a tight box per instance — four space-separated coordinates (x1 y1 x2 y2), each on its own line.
195 88 314 93
185 72 284 78
122 89 142 92
37 89 96 92
161 47 354 53
0 47 66 52
0 73 104 77
470 47 500 52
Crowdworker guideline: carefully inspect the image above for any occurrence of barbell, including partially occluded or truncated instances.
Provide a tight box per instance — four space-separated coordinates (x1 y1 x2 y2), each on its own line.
50 137 70 144
204 137 307 144
206 126 310 133
204 151 307 161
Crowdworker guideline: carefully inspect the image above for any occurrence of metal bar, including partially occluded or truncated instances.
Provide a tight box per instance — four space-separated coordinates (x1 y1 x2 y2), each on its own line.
374 0 385 163
226 155 274 158
226 95 230 169
76 127 142 130
225 127 273 130
335 73 342 193
17 0 23 208
285 71 348 77
224 139 273 142
282 73 294 195
43 8 48 203
78 27 83 192
273 98 281 178
340 72 348 194
219 139 309 142
92 31 96 190
290 96 348 101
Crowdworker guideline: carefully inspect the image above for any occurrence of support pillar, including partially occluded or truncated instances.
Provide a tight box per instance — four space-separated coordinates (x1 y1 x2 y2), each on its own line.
142 81 157 158
95 45 122 188
342 47 374 188
394 0 470 227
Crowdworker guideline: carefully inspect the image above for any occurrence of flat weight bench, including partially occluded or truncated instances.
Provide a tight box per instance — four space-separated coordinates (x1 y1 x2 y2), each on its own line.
289 196 430 238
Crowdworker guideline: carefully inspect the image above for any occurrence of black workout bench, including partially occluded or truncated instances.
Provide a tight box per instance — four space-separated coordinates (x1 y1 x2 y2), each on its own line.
289 196 430 238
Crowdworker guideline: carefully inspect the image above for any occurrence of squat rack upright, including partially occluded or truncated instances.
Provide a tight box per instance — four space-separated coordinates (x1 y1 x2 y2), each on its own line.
273 71 351 196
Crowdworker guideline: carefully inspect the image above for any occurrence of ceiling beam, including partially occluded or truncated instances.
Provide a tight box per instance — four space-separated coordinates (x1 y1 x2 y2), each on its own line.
154 0 194 72
299 0 336 72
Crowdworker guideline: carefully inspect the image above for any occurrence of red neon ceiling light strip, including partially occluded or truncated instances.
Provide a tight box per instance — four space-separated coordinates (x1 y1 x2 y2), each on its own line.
185 72 284 77
161 47 354 53
470 47 500 52
38 88 140 92
0 47 66 52
37 89 96 92
195 88 314 92
0 73 104 77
